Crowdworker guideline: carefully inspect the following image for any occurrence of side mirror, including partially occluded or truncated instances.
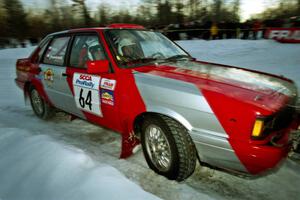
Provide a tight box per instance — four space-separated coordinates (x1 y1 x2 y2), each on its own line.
87 60 110 74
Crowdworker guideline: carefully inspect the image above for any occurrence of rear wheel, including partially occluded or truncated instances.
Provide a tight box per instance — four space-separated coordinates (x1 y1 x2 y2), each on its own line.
141 115 197 181
29 86 55 120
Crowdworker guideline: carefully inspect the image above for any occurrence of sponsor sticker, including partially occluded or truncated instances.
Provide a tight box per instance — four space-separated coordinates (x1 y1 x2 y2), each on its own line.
100 78 116 91
269 30 300 40
44 68 54 82
101 89 114 106
44 68 54 86
266 28 300 43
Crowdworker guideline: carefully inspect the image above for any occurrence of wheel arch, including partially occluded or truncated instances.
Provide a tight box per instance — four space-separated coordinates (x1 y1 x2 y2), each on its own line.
133 106 193 137
26 79 53 106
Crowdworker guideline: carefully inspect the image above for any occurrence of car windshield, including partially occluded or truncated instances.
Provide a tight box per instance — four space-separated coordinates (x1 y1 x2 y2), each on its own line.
105 29 190 67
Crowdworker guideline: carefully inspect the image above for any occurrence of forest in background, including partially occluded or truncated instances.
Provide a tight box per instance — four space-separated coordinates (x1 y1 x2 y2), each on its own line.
0 0 299 42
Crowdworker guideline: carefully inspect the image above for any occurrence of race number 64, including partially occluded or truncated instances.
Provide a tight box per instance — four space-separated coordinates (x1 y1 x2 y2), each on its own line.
79 88 92 110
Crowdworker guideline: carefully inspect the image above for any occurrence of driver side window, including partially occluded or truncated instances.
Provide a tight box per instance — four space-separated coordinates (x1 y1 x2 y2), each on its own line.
69 34 106 68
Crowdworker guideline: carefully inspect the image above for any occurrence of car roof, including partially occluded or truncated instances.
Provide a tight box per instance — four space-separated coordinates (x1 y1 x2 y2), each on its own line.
48 24 146 36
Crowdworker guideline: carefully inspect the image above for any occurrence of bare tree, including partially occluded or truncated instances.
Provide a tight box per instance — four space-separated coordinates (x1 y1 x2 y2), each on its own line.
174 0 184 23
135 4 154 25
157 1 173 25
71 0 92 26
232 0 241 22
3 0 28 40
212 0 223 22
0 0 8 38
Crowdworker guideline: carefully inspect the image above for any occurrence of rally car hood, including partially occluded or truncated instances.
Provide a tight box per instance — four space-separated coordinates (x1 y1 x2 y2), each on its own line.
133 60 298 113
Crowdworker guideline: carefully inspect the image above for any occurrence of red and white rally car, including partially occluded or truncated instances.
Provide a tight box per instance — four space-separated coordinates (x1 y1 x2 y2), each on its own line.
15 24 300 181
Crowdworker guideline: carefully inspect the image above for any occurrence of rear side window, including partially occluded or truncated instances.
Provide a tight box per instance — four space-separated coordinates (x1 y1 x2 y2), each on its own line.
31 36 52 64
43 36 70 66
69 35 106 68
35 39 50 63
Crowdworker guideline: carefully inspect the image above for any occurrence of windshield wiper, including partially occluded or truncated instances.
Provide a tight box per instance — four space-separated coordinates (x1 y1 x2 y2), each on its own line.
165 54 191 61
122 57 158 65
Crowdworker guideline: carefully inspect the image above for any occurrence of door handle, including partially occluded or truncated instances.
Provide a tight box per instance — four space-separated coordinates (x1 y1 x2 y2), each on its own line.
62 73 70 77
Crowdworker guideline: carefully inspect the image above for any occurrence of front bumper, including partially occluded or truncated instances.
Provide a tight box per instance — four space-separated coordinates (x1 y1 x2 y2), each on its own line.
236 136 291 175
246 97 300 174
190 124 297 176
234 113 300 175
189 99 300 176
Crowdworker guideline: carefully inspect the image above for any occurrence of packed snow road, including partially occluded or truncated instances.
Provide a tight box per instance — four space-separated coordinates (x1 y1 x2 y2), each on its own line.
0 39 300 200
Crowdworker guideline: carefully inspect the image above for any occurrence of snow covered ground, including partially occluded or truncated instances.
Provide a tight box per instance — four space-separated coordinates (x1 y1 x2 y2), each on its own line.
0 39 300 200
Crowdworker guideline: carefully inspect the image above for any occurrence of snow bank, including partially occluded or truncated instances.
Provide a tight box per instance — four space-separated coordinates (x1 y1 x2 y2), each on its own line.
0 47 35 59
0 128 159 200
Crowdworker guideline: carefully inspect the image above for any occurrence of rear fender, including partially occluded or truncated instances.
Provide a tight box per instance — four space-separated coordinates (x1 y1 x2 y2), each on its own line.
29 78 53 106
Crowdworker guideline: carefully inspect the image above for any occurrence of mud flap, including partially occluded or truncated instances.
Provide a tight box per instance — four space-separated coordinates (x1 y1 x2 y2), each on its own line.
120 132 140 158
70 114 78 121
24 86 30 105
292 106 300 155
289 127 300 160
294 111 300 154
293 130 300 154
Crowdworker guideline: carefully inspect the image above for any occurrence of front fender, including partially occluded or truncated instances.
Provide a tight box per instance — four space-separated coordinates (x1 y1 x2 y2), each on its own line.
146 105 193 131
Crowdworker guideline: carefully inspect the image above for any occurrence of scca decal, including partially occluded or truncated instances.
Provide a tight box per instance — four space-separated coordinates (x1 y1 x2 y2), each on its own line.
101 89 114 106
79 74 92 81
75 74 95 89
101 78 116 91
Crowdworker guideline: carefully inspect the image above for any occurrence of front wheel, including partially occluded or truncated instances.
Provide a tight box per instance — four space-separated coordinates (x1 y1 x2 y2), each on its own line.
141 115 197 181
29 86 55 120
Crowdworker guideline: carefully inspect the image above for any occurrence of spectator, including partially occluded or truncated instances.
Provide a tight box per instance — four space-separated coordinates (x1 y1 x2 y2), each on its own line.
210 22 218 40
252 20 262 40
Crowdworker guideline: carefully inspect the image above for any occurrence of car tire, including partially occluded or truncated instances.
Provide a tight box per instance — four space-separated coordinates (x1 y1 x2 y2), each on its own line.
141 114 197 181
29 86 55 120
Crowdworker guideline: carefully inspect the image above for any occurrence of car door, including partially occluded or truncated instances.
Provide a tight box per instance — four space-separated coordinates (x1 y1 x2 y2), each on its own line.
64 33 122 131
39 35 86 117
